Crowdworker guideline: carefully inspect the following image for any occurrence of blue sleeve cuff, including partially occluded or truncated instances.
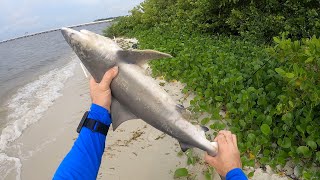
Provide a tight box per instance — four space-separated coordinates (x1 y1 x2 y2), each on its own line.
88 103 112 125
226 168 248 180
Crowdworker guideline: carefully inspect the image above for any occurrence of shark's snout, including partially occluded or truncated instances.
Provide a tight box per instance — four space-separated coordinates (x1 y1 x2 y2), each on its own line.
61 27 89 46
61 27 75 43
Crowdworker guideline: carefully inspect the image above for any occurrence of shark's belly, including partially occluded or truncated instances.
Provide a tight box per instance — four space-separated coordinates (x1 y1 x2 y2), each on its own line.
111 63 213 153
111 63 184 136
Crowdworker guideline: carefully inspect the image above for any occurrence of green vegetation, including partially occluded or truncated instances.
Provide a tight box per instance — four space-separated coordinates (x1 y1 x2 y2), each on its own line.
104 0 320 179
174 168 189 178
93 16 121 22
105 0 320 43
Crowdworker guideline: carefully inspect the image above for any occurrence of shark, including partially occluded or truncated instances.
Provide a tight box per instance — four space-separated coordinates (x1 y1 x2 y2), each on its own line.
60 27 218 157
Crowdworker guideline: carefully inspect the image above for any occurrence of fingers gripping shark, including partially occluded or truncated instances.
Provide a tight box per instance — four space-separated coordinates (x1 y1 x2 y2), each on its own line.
61 28 218 156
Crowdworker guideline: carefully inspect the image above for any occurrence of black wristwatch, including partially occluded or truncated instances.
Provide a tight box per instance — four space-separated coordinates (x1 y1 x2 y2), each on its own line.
77 111 110 136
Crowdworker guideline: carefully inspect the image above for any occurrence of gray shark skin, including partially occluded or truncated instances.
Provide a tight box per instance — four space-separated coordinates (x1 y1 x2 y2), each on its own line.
60 27 218 156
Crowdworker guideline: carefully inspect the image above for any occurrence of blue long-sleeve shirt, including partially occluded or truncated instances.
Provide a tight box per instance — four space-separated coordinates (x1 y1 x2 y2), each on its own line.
53 104 247 180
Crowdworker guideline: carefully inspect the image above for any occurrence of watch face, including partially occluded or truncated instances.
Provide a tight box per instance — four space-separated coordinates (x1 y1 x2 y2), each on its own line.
77 111 89 133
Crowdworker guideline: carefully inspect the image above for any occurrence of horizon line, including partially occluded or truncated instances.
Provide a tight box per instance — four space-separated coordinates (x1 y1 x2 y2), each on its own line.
0 19 114 44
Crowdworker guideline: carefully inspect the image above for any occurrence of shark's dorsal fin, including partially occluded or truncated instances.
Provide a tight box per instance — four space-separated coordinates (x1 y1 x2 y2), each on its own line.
111 98 138 130
117 49 172 65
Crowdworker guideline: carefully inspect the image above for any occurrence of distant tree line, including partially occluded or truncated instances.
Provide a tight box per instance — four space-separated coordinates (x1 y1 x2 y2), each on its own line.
94 16 123 22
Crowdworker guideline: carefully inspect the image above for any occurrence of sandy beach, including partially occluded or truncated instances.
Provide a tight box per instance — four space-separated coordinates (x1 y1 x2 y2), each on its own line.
3 62 216 180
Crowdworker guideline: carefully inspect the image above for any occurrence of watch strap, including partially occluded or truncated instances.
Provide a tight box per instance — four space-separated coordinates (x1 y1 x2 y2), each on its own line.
77 111 110 136
83 118 110 136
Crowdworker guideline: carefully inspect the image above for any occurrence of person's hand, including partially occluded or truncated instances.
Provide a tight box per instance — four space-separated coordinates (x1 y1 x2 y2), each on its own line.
205 130 242 177
89 66 118 111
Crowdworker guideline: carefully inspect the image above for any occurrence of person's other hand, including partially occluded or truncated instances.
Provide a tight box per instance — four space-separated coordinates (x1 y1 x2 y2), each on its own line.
90 66 118 111
205 130 242 177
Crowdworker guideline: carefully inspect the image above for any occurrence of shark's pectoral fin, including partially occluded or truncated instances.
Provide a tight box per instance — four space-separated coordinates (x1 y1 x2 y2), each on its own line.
179 141 193 152
117 49 172 65
111 98 138 130
201 125 209 132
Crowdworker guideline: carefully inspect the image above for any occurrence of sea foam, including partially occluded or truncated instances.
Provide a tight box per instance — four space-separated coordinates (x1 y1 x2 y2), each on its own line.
0 59 76 179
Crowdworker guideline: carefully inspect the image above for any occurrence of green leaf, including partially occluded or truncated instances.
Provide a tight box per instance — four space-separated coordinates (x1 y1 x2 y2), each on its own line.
307 140 317 150
256 114 266 124
285 73 295 78
215 96 223 102
282 113 293 125
278 137 291 148
273 37 281 43
305 57 314 63
263 149 271 156
174 168 189 178
239 120 246 127
204 169 212 180
211 108 221 119
273 127 283 138
302 171 312 179
296 146 310 155
296 125 304 134
187 156 195 165
212 122 226 130
275 68 286 76
265 115 273 125
316 152 320 162
247 133 256 142
260 124 271 135
248 171 254 178
201 117 210 125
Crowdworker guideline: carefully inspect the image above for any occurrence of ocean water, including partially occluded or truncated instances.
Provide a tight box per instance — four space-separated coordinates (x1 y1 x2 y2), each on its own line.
0 22 111 179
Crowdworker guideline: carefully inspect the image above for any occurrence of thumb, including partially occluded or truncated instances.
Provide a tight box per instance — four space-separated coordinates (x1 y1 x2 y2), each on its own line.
100 66 119 88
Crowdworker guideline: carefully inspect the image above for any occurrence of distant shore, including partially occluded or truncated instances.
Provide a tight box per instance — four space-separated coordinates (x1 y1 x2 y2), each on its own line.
94 16 122 22
0 19 114 44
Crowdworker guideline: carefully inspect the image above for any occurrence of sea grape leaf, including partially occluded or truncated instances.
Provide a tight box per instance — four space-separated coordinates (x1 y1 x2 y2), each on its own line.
174 168 189 178
261 124 271 135
307 140 317 150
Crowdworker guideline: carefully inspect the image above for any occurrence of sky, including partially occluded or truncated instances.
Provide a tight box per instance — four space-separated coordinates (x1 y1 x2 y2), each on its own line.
0 0 144 41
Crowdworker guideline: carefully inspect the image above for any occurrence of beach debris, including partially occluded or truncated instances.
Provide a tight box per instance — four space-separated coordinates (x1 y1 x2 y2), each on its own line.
113 37 138 50
124 129 144 146
155 133 166 140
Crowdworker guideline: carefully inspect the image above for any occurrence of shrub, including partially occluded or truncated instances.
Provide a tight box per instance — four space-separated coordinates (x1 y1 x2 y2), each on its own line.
104 0 320 43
